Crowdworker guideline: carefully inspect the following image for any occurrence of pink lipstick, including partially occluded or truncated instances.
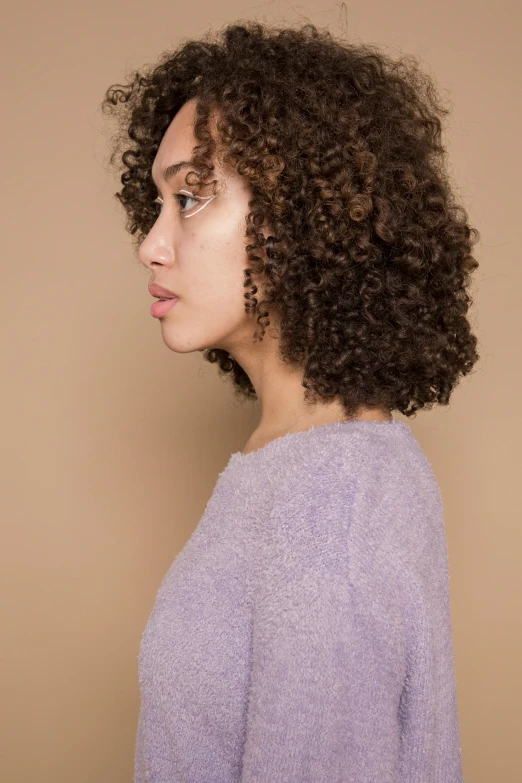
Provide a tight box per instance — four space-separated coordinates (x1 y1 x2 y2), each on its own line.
150 296 179 318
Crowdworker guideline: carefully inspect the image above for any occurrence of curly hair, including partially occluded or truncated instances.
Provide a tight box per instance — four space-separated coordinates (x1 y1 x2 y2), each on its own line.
100 20 480 419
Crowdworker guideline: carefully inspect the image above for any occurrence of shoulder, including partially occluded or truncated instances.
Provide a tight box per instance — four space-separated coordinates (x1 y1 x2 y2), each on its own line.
268 421 441 519
252 423 445 593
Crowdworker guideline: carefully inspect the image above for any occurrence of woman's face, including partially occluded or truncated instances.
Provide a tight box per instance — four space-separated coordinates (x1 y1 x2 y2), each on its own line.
138 98 264 357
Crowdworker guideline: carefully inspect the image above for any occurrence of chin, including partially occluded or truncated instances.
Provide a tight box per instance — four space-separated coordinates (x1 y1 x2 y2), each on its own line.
159 333 196 354
160 330 215 355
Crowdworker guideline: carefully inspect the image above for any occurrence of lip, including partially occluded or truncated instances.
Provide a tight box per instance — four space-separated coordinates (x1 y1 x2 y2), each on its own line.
150 296 179 318
148 282 178 299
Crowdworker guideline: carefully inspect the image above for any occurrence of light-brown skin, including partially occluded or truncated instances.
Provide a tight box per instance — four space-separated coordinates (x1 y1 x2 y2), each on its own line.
139 98 392 454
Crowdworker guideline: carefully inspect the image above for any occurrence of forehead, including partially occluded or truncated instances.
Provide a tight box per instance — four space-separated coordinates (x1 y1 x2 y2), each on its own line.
151 99 198 182
152 98 230 189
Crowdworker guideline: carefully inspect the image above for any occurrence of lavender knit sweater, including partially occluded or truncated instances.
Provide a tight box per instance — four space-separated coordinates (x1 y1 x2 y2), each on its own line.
134 419 463 782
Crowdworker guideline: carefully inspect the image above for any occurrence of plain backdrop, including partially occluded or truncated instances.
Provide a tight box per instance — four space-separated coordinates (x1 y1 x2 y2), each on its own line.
1 1 520 781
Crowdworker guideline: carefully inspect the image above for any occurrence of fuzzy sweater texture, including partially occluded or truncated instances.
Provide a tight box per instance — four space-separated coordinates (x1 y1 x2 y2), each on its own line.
134 419 463 782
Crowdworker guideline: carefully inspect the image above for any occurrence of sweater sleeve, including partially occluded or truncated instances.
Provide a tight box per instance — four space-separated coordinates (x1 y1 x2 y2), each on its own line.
239 456 463 782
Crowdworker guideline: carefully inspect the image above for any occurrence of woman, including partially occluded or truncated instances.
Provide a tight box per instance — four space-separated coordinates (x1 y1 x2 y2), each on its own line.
102 20 479 782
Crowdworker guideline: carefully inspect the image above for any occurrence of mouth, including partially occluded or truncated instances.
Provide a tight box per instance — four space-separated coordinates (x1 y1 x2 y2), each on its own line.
150 296 179 318
148 282 179 299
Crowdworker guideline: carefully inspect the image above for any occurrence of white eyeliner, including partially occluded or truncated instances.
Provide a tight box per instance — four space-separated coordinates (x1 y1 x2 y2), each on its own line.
178 188 216 218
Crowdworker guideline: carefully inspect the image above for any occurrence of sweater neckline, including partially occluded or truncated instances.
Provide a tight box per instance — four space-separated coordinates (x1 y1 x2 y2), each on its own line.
229 419 410 463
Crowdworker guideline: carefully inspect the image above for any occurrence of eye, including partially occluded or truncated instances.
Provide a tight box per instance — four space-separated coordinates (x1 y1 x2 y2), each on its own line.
153 193 199 215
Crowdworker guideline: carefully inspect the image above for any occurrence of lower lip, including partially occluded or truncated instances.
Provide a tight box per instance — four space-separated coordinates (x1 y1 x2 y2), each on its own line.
150 297 179 318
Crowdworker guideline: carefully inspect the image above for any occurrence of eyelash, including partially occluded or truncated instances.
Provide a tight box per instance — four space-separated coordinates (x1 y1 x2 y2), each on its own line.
153 193 199 215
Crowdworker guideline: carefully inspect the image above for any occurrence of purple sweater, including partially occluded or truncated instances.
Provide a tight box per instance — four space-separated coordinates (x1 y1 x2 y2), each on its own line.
134 419 463 782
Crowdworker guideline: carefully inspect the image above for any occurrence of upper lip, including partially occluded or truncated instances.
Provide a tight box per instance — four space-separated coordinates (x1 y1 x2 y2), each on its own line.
148 283 178 299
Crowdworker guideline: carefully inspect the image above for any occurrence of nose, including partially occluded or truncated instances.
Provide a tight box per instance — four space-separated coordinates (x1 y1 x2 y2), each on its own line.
138 227 175 273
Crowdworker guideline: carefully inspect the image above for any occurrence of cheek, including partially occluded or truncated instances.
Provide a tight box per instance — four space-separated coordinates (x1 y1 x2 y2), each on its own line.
183 212 250 303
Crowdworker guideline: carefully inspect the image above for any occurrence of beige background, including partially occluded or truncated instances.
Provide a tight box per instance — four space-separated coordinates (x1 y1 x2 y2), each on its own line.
1 1 520 781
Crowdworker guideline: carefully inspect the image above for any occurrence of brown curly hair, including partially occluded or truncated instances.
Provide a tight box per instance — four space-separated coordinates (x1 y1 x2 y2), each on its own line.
101 20 480 419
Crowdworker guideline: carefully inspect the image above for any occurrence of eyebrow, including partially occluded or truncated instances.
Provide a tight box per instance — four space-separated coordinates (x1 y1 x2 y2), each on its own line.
151 160 196 187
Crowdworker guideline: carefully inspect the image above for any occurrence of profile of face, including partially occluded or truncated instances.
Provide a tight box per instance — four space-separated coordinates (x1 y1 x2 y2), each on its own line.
139 98 265 356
